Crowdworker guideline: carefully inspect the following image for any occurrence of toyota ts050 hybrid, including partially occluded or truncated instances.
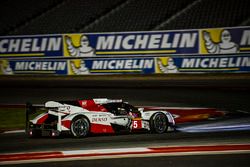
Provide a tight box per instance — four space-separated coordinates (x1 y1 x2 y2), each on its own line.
26 98 175 138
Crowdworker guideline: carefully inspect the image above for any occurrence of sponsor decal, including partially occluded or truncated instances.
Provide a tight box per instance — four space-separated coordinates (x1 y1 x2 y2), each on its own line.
0 60 13 75
200 27 250 54
3 60 68 74
63 34 95 57
1 55 249 75
80 100 87 107
89 58 154 72
69 57 155 74
92 30 199 55
1 30 200 57
179 55 250 72
92 117 108 122
1 26 250 58
62 31 198 56
0 35 63 57
156 55 250 73
68 59 90 75
156 57 179 74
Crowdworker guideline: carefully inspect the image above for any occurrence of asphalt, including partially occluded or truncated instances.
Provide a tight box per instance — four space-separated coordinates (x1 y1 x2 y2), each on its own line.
5 154 250 167
1 130 250 166
1 130 250 154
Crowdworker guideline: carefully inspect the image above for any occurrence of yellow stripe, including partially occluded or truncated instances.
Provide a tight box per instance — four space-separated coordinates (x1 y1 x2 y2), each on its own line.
180 68 239 71
90 70 141 72
240 47 250 51
0 53 45 57
15 71 56 73
132 118 142 121
96 50 176 55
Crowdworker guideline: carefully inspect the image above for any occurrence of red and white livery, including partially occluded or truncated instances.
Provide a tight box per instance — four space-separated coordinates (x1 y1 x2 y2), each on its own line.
27 98 175 137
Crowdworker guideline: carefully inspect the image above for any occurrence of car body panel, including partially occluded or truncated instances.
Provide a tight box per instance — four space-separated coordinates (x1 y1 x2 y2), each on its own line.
27 98 175 137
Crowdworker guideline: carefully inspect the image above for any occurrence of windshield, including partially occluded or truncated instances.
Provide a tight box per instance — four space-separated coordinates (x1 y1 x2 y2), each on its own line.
102 102 139 115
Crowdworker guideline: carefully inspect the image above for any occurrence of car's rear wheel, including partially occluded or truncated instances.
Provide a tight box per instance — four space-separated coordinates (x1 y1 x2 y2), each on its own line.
150 112 168 134
71 116 90 138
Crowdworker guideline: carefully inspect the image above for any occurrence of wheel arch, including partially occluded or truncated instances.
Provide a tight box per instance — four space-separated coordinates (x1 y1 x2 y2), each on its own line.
142 110 175 131
70 114 91 138
62 112 91 122
142 110 174 123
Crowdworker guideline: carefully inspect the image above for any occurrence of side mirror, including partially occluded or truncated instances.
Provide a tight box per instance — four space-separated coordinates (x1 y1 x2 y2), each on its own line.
45 101 63 108
138 108 144 112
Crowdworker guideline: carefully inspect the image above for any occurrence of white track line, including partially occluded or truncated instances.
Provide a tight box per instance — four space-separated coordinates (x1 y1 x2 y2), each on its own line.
1 144 250 165
3 130 25 134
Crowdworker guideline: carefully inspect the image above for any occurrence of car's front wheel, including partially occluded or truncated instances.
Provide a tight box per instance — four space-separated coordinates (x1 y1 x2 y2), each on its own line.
150 112 168 134
70 116 90 138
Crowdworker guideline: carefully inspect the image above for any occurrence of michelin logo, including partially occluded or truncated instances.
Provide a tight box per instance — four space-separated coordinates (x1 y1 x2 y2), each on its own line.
0 61 13 75
92 59 154 70
182 57 250 68
14 61 66 71
157 58 178 73
0 37 61 53
96 32 197 50
70 60 89 75
65 35 95 57
203 30 239 54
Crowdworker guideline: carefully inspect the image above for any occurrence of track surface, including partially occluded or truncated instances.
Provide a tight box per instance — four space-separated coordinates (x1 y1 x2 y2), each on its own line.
5 154 250 167
1 131 250 166
1 131 250 154
0 78 250 166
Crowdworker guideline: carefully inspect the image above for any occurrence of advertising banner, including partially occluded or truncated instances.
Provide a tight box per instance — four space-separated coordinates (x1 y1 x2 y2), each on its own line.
1 55 249 75
0 57 155 75
63 30 199 57
1 26 249 58
0 35 63 57
200 27 250 54
68 57 155 74
0 59 67 75
156 55 250 73
1 26 249 75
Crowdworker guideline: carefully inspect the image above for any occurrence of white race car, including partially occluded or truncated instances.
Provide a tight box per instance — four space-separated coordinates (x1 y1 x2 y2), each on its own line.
27 98 175 138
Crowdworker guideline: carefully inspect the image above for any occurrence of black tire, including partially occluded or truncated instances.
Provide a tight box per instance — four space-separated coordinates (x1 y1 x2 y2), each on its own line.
150 112 168 134
70 116 90 138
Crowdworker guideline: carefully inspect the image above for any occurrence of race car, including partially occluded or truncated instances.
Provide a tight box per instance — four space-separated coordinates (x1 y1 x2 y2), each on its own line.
26 98 175 138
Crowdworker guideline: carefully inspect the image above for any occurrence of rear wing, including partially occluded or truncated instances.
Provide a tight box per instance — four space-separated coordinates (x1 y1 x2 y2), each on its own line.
25 102 45 133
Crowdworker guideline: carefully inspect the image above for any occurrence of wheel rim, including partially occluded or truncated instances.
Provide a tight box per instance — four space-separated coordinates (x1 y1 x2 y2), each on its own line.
154 114 167 133
72 118 89 137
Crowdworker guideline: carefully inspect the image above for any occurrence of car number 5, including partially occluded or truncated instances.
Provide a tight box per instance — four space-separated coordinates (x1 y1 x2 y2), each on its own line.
132 120 142 129
133 121 138 128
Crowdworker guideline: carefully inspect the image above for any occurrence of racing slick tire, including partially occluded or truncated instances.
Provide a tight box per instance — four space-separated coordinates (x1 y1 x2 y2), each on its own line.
150 112 168 134
70 116 90 138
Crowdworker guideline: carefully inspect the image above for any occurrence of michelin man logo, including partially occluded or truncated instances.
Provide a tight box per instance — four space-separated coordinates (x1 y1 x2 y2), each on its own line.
157 58 178 73
65 35 95 57
1 61 13 75
70 60 89 75
203 29 239 54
